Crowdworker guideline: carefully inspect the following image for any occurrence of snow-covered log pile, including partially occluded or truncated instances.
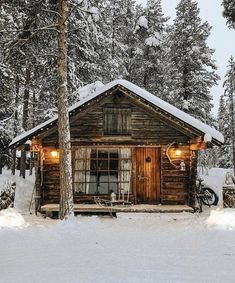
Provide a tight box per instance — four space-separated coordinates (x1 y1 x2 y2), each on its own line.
0 180 16 210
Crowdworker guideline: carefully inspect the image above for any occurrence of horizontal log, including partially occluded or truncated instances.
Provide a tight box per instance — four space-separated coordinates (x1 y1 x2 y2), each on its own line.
163 183 187 189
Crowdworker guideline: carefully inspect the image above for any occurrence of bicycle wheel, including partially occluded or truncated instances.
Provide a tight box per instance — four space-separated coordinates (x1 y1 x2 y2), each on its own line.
201 187 219 206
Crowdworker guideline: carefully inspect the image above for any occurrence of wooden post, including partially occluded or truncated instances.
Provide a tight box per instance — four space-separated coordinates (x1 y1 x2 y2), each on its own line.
29 151 34 175
11 149 16 175
34 152 42 214
189 150 198 207
20 149 26 179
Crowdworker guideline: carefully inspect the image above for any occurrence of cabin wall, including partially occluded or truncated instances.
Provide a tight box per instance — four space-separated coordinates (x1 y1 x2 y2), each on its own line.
41 148 60 204
41 145 196 206
42 95 190 145
161 145 194 205
40 94 196 206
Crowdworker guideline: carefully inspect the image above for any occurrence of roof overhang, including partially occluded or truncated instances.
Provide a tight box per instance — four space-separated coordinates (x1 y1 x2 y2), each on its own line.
9 79 224 148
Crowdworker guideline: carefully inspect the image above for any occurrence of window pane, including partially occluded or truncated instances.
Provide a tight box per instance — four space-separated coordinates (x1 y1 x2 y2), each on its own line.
110 150 118 159
109 182 118 194
90 159 97 171
109 171 118 182
90 149 97 159
97 183 109 194
88 183 97 194
89 173 96 183
100 171 109 182
110 159 118 171
98 159 108 171
98 150 108 159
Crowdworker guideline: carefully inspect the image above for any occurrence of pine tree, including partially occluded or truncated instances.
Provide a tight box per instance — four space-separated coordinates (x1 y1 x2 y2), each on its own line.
218 57 235 173
98 0 133 82
124 3 145 82
68 0 102 101
134 0 168 96
0 2 20 172
223 0 235 29
1 0 58 130
217 95 232 168
0 63 14 172
165 0 219 124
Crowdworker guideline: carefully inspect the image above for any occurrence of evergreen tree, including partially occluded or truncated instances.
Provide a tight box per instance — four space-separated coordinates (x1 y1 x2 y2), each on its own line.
98 0 136 82
217 95 232 168
0 63 14 171
68 0 102 101
1 0 58 130
223 0 235 29
131 0 168 96
165 0 219 124
218 57 235 172
124 3 145 82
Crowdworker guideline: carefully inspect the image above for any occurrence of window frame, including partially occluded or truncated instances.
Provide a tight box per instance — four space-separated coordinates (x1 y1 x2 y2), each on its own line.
73 147 132 195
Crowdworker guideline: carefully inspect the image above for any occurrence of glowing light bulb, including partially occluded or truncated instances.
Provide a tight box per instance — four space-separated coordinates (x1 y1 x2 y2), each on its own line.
175 149 181 156
51 151 58 158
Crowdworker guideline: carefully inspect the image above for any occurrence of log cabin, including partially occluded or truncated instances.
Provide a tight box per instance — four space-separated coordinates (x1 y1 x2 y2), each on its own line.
9 80 224 214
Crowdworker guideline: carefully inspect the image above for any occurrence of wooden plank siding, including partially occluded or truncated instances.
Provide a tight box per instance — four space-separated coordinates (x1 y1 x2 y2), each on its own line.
41 146 193 206
41 148 60 204
42 94 190 145
161 146 191 204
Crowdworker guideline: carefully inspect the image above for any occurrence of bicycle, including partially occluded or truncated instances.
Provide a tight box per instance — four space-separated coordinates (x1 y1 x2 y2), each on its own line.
194 178 218 212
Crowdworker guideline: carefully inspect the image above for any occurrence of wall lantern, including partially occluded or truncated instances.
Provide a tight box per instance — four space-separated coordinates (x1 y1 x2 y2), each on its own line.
174 143 181 157
166 142 186 171
51 150 59 158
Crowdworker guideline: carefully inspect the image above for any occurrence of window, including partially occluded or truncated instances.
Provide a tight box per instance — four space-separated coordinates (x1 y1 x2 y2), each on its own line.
103 108 131 135
74 148 132 195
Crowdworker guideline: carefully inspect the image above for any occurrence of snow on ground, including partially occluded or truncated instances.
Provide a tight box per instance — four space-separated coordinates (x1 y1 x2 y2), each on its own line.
0 210 235 283
0 168 235 282
0 168 35 213
0 208 27 228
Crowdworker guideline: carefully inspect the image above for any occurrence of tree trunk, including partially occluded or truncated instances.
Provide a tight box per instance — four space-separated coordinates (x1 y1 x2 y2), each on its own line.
11 149 16 176
13 75 20 136
12 76 20 176
32 91 36 128
57 0 74 219
29 151 34 175
20 67 31 179
20 148 26 179
0 150 2 175
22 67 31 131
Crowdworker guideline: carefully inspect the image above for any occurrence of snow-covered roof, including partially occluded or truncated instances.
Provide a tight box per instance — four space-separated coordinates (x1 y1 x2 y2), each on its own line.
9 79 224 147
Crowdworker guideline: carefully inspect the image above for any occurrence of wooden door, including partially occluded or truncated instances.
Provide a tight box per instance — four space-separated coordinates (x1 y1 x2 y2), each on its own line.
134 148 161 203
